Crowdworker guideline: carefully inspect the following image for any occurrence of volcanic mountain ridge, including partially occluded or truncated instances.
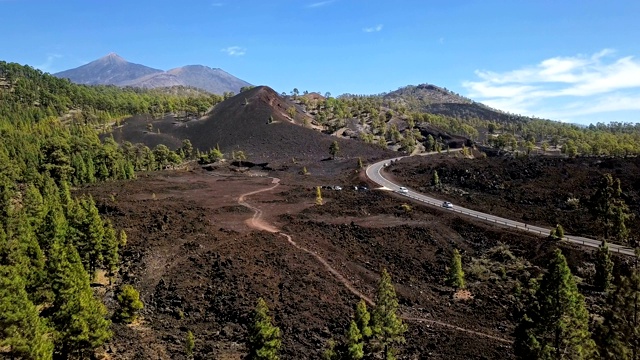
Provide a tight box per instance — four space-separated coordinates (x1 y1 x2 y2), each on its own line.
55 53 251 94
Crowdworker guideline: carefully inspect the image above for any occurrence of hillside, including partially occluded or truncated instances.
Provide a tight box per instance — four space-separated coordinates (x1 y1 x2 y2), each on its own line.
384 84 529 123
55 53 251 94
110 86 394 166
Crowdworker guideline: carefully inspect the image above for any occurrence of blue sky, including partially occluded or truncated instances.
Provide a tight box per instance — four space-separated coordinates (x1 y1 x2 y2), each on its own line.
2 0 640 125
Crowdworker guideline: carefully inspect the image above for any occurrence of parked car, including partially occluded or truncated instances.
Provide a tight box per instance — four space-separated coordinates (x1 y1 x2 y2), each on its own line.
442 201 453 209
398 187 409 194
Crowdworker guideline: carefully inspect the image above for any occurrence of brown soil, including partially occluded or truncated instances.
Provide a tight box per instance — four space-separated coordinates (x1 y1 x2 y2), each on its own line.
78 158 613 359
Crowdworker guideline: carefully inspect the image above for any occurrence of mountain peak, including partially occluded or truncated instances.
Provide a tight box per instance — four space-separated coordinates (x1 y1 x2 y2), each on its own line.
55 55 251 94
100 52 126 63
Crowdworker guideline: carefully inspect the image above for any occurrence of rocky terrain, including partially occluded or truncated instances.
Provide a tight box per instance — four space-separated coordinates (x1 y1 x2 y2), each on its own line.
74 149 635 359
387 152 640 242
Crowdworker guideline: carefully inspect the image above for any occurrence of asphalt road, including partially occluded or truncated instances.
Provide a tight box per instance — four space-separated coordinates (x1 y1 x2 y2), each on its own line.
366 155 636 256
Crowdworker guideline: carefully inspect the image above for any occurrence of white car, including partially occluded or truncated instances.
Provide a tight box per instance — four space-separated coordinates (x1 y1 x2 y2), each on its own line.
398 187 409 194
442 201 453 209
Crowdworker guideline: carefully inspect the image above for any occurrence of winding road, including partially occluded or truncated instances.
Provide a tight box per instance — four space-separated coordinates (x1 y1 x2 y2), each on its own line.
366 155 635 256
237 177 511 344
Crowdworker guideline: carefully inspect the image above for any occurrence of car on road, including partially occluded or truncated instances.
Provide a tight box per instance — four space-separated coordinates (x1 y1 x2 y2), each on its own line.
398 186 409 194
442 201 453 209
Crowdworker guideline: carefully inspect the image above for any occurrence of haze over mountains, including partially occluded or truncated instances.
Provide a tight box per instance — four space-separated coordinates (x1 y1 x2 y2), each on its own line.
54 53 251 95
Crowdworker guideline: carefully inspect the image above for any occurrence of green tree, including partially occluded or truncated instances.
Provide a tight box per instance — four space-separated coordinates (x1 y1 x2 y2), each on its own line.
346 320 364 360
48 242 111 357
0 266 54 360
116 284 143 324
353 299 373 358
2 211 46 301
426 134 435 152
287 106 296 120
119 229 128 247
236 150 247 167
550 224 565 240
432 170 440 187
525 141 535 155
371 268 407 360
448 249 465 289
589 174 631 242
541 141 550 152
329 141 340 159
152 144 171 169
246 297 281 360
597 256 640 359
102 219 119 277
514 249 595 359
186 330 195 358
37 204 68 260
354 300 373 339
323 339 339 360
594 240 614 292
75 196 105 277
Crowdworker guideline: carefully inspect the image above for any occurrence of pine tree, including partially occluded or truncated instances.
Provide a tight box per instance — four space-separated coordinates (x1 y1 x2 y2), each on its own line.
514 249 595 359
550 224 565 240
0 266 54 360
76 196 105 276
115 284 144 324
185 330 195 358
48 243 111 357
102 219 119 277
329 141 340 159
448 249 465 289
119 229 128 247
5 211 47 302
316 186 323 205
23 184 46 229
589 173 631 242
594 239 614 292
597 251 640 359
426 134 435 152
322 339 339 360
37 203 68 256
246 297 281 360
346 320 364 360
432 170 440 187
371 268 407 360
354 300 373 339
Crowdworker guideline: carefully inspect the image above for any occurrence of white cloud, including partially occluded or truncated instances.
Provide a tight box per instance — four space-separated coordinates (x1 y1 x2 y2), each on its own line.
363 24 383 33
35 53 62 73
221 46 246 57
307 0 334 8
462 49 640 123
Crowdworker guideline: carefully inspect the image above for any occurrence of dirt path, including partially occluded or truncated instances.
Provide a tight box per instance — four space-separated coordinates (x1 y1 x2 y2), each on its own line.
237 177 512 344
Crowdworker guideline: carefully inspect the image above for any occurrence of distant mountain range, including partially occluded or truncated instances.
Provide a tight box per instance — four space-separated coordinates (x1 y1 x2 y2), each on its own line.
54 53 251 95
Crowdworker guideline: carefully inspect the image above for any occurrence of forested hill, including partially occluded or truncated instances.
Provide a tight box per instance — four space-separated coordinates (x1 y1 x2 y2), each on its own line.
0 61 222 125
0 61 217 359
383 84 533 124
